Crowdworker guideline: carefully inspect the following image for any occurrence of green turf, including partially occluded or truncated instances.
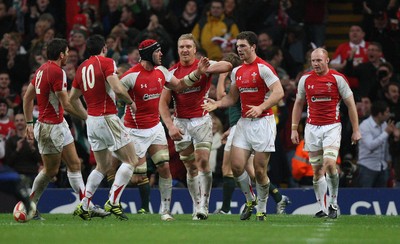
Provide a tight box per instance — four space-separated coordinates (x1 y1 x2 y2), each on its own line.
1 214 399 243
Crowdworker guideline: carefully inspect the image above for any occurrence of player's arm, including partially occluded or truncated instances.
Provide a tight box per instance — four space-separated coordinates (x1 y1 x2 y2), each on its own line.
107 74 136 111
216 72 228 100
291 97 305 145
166 57 210 91
202 84 239 112
343 95 361 144
68 87 88 120
58 90 86 120
206 61 232 74
245 81 284 118
159 88 184 140
23 83 36 140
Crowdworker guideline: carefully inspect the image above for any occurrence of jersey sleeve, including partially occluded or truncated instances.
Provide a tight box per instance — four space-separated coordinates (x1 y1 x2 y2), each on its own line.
259 64 279 87
103 58 118 78
296 75 307 100
120 72 138 90
334 74 353 99
230 66 239 86
157 66 173 83
53 69 67 92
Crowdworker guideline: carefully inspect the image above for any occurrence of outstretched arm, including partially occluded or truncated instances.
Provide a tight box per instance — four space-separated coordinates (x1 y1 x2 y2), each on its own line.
202 84 239 112
166 57 210 91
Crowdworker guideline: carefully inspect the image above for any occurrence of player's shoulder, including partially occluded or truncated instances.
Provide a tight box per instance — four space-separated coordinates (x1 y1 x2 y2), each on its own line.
329 69 346 79
120 65 141 79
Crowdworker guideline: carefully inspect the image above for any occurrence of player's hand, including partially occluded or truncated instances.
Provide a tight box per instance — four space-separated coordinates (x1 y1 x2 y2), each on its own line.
351 130 362 145
169 125 184 141
245 105 263 118
202 98 218 112
221 129 230 144
197 57 210 75
291 130 300 144
25 126 34 141
129 102 137 113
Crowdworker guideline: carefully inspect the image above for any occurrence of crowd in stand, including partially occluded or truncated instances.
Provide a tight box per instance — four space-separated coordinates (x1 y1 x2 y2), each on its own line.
0 0 400 190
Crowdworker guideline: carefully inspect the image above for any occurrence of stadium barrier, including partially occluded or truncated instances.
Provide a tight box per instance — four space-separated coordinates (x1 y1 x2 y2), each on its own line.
1 188 399 215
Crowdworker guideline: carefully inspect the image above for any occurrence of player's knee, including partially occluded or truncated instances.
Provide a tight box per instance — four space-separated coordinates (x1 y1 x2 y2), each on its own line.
194 142 211 151
309 155 323 165
151 149 170 167
323 148 339 162
134 162 147 175
179 152 195 162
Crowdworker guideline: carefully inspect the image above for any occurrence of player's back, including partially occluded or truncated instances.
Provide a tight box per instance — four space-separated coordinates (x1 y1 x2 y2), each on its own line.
33 61 65 124
74 55 117 116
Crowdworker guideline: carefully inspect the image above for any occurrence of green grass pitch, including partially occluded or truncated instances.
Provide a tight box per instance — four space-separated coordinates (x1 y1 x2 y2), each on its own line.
1 214 399 243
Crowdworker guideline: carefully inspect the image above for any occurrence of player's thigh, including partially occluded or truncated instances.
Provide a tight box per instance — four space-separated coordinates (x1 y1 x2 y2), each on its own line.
40 153 62 175
322 123 342 149
230 145 252 173
304 124 323 152
221 150 233 176
114 142 138 166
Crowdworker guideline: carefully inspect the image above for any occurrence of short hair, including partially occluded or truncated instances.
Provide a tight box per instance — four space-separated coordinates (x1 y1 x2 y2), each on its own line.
86 34 105 56
211 0 224 7
312 47 329 58
236 31 258 47
378 62 393 74
369 42 382 52
371 100 388 116
223 53 241 68
178 33 199 49
384 82 399 94
46 38 68 60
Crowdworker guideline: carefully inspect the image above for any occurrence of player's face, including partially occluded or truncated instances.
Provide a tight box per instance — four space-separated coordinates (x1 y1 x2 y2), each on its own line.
236 39 254 63
178 39 196 64
152 48 162 66
61 47 69 66
311 50 329 75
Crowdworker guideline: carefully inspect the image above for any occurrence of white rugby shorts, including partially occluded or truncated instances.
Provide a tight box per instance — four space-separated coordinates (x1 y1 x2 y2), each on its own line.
232 115 276 152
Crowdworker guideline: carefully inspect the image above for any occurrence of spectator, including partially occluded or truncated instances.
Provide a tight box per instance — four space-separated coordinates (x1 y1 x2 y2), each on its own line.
264 45 288 79
330 25 369 89
145 0 180 39
5 113 40 185
68 29 87 61
0 2 17 38
357 100 397 187
101 0 122 36
192 0 239 61
303 0 328 48
343 42 384 98
0 32 30 94
369 62 396 102
0 71 21 115
177 0 199 38
367 11 400 74
0 98 16 164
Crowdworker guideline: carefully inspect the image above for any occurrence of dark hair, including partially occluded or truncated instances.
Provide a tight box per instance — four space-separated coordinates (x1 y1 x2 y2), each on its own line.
384 82 399 94
371 100 388 116
46 38 68 60
236 31 258 47
86 34 105 56
264 46 281 61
